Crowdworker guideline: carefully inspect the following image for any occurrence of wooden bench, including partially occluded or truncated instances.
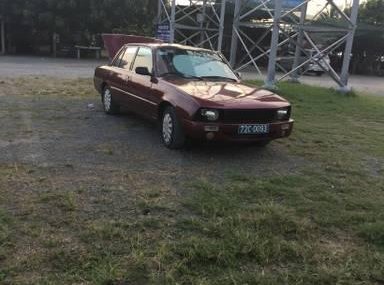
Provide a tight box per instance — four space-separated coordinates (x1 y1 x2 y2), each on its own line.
74 45 101 59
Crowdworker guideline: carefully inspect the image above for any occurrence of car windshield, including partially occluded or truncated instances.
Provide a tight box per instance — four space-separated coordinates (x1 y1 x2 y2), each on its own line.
156 47 238 81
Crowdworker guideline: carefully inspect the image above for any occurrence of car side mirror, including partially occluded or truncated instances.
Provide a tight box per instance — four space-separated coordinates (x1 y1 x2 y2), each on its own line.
135 66 152 76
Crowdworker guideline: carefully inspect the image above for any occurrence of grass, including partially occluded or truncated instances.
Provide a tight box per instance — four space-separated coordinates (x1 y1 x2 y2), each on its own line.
0 78 383 284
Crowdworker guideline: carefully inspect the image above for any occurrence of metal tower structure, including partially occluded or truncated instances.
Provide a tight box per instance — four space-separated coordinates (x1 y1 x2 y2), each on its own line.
157 0 227 51
157 0 360 92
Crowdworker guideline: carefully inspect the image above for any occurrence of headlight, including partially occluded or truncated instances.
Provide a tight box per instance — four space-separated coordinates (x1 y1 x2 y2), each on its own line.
277 108 289 120
201 109 219 121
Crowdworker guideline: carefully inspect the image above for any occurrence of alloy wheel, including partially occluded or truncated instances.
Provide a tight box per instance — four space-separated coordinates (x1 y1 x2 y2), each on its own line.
162 113 173 144
103 88 112 112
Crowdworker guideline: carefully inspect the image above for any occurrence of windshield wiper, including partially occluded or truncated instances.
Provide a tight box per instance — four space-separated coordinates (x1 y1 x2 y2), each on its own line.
161 72 203 80
199 75 237 82
160 72 182 77
182 74 203 80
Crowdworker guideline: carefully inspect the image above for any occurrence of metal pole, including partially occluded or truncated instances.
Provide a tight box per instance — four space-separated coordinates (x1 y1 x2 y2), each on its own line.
170 0 176 43
264 0 283 89
199 0 207 45
229 0 241 66
338 0 359 93
0 17 5 55
290 2 307 82
217 0 226 51
157 0 162 25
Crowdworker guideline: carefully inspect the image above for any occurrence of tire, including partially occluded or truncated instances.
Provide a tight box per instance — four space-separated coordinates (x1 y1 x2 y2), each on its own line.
161 106 186 149
315 71 324 77
102 86 119 115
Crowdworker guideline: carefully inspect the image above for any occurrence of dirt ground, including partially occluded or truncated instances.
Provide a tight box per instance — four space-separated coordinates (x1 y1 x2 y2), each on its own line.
0 76 301 186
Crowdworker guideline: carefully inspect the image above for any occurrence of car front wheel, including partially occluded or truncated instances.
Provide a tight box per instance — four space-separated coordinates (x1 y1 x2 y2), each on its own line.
161 106 186 149
102 86 119 114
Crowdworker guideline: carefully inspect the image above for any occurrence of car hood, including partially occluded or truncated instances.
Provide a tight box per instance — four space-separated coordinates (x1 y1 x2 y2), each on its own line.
164 78 288 107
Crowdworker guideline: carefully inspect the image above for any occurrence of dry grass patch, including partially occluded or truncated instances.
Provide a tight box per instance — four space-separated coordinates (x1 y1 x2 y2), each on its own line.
0 79 383 284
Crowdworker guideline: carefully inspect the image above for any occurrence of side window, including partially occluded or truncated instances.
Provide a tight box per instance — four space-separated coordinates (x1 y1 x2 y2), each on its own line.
119 46 137 69
132 47 153 73
111 48 126 67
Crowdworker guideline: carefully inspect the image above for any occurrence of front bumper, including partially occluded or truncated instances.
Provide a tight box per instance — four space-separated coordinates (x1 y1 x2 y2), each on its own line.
182 119 294 142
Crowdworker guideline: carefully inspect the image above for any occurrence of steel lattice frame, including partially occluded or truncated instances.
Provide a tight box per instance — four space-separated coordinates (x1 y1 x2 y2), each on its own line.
230 0 359 90
158 0 360 92
157 0 227 51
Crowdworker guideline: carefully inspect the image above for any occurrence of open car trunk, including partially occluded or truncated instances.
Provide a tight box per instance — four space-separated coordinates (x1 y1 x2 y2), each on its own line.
102 34 162 59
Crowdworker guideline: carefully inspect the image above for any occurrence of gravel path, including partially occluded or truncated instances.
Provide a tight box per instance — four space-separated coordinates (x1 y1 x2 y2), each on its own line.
241 71 384 96
0 56 107 78
0 55 382 95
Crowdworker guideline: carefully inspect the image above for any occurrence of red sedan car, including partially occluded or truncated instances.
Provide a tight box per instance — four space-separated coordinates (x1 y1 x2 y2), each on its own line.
94 43 293 149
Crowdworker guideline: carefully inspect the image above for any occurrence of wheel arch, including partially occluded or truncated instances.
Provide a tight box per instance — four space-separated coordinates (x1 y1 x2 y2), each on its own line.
101 82 108 92
158 101 173 121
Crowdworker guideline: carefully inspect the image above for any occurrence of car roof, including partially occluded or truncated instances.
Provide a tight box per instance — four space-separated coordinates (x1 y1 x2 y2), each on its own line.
123 43 214 52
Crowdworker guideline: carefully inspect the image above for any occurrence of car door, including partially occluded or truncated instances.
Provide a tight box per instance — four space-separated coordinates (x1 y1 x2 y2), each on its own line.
129 47 159 120
106 47 127 104
110 46 138 110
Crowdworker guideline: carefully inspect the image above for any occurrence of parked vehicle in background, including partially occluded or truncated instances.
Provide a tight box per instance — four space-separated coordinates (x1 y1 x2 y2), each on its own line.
276 49 331 76
94 43 293 149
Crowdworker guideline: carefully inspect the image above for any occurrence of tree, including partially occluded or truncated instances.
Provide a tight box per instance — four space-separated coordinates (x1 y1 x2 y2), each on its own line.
0 0 158 54
352 0 384 75
359 0 384 25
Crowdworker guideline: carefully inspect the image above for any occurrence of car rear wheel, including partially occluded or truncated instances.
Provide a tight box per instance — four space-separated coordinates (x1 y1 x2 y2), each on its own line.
102 86 119 115
161 106 185 149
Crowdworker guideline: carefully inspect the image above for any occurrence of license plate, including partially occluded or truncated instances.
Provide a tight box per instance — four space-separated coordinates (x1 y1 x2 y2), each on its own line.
238 124 269 135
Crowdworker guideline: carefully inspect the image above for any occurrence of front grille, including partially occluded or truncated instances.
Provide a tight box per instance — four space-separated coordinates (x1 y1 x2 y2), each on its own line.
220 109 278 123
